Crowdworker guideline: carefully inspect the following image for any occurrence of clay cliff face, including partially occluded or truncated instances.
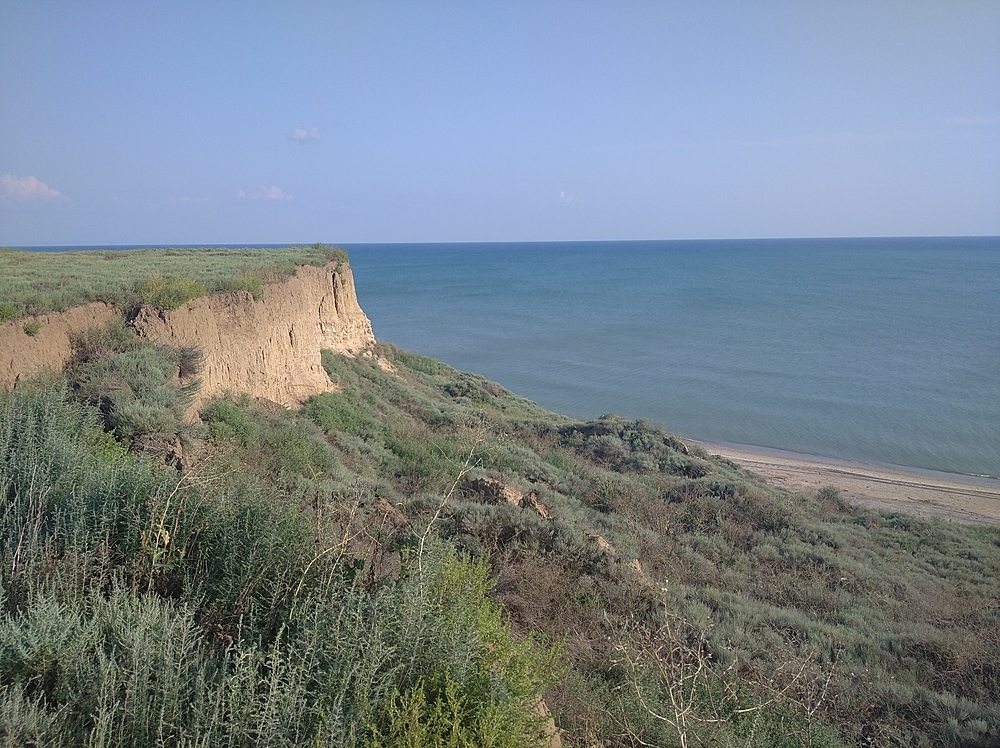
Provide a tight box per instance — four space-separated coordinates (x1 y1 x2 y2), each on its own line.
131 262 375 412
0 262 376 411
0 302 120 390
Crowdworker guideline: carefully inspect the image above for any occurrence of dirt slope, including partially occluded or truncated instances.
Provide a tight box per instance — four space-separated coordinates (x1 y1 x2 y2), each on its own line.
0 302 119 390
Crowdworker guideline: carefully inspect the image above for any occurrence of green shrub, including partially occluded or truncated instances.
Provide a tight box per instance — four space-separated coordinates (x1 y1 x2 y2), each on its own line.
817 485 845 507
135 274 208 310
0 393 558 748
0 385 166 594
561 415 709 476
201 395 259 448
315 243 349 266
258 417 336 479
441 373 503 404
22 319 41 336
67 323 196 447
383 429 463 490
0 301 20 322
69 319 140 361
202 397 338 481
367 546 560 748
0 585 211 747
111 399 177 438
217 271 264 300
304 391 382 437
395 349 451 376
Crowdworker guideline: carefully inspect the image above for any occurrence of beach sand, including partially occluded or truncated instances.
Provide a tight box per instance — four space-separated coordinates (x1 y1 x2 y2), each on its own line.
691 441 1000 527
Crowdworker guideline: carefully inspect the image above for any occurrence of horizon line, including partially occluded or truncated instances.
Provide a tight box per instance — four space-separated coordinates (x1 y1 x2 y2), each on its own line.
6 234 1000 250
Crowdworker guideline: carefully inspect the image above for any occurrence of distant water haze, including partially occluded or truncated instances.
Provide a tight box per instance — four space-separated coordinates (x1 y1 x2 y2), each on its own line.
343 238 1000 479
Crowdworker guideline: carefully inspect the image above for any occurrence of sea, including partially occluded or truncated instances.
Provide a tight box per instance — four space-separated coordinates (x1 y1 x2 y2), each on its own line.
25 237 1000 479
341 237 999 480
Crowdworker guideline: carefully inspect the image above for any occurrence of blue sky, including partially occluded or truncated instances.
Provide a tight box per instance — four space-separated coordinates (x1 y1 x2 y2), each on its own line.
1 1 998 245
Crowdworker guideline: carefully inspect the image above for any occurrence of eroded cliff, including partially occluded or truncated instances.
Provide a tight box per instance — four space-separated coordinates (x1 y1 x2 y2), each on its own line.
0 261 376 411
0 302 120 390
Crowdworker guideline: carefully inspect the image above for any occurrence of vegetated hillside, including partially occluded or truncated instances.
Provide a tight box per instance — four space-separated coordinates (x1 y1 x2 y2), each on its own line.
2 323 998 748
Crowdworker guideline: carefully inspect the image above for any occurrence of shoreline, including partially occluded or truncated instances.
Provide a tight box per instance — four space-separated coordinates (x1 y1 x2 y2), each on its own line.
689 439 1000 527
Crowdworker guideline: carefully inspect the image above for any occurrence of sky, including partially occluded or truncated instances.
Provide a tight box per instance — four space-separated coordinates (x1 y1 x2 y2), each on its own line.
1 1 998 245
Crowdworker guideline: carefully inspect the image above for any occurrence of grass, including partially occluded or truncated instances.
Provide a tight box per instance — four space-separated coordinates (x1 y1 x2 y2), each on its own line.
0 243 348 319
172 340 1000 745
0 385 558 747
1 247 998 745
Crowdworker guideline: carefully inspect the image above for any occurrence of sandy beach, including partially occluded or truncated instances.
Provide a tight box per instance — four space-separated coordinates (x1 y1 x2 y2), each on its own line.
691 441 1000 527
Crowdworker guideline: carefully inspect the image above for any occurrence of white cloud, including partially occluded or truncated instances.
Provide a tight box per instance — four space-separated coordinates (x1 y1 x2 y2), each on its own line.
558 191 577 206
288 127 321 143
1 174 64 199
237 185 294 201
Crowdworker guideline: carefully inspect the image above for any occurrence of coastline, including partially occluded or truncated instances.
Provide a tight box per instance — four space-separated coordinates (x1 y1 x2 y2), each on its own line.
689 439 1000 527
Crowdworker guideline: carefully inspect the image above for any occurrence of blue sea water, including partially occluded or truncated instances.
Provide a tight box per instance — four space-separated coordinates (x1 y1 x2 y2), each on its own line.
23 238 1000 478
342 238 1000 478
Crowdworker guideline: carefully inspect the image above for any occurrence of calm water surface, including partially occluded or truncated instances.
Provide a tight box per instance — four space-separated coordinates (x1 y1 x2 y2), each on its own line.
343 238 999 478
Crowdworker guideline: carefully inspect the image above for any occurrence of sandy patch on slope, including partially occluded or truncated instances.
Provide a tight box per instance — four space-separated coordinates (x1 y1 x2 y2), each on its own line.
691 441 1000 527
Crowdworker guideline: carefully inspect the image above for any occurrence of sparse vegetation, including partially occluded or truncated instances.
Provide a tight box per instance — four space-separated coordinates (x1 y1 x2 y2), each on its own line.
0 244 347 319
0 301 17 323
1 247 998 747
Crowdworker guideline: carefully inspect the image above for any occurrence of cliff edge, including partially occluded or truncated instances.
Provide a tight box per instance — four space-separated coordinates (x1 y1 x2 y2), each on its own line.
1 302 120 391
1 261 376 411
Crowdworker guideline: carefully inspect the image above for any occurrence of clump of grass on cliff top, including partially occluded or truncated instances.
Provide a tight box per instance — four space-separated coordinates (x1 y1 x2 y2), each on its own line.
134 274 209 310
0 243 346 319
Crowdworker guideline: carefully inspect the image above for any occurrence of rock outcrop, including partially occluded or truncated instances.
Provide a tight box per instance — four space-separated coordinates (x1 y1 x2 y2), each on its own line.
0 261 376 413
463 477 555 520
465 477 527 506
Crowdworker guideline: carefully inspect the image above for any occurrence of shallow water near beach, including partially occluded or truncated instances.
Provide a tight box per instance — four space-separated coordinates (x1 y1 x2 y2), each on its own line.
343 237 1000 478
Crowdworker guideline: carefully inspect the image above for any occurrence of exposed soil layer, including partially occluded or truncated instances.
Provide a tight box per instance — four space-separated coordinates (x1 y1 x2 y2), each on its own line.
0 302 119 390
131 262 375 413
